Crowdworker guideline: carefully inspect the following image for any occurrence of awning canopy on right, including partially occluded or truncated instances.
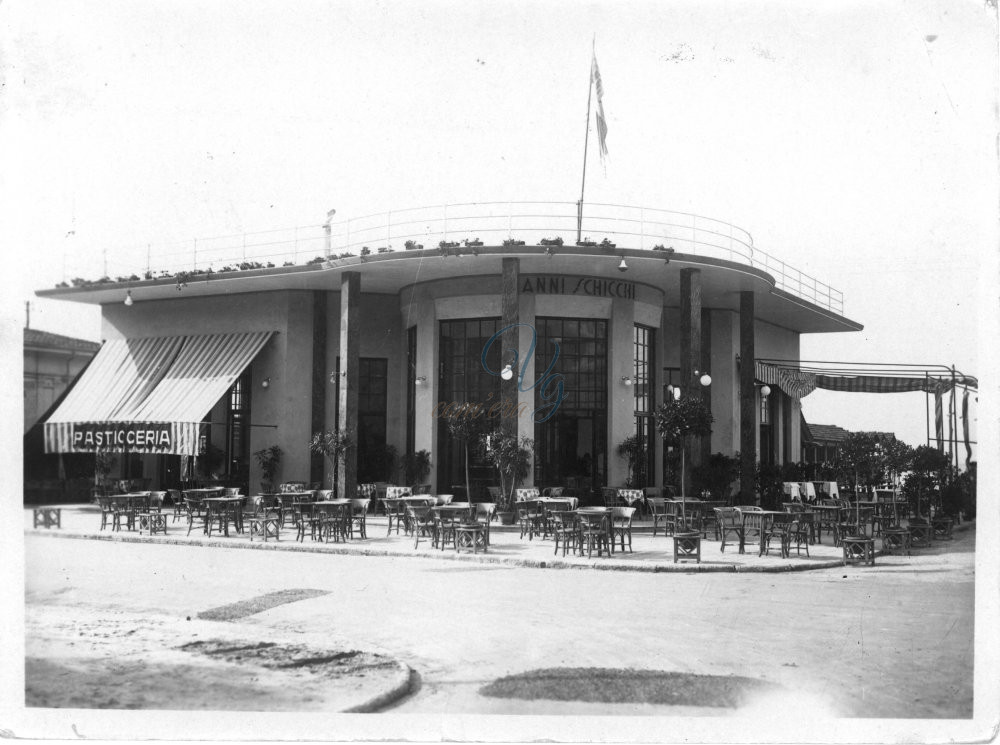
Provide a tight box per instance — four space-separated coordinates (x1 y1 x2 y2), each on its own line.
755 360 978 400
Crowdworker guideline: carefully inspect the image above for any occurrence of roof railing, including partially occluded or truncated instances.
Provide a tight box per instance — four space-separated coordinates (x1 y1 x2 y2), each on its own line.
61 201 844 315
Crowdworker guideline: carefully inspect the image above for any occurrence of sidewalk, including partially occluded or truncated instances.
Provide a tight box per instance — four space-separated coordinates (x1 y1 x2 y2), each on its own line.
25 503 966 573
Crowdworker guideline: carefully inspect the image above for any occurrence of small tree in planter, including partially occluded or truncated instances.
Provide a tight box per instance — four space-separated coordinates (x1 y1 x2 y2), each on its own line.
616 434 647 488
482 428 533 519
308 429 354 493
253 445 283 494
653 396 713 519
402 449 432 486
442 414 487 501
93 449 117 498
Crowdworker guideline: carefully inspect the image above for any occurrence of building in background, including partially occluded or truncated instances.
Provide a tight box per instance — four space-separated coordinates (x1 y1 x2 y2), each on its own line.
23 327 101 503
32 203 863 502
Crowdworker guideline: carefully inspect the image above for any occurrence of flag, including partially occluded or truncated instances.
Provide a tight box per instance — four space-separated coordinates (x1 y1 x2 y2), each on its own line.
592 52 608 159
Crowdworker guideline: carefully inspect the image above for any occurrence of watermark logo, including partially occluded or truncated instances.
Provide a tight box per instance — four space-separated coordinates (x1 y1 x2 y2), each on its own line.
481 323 565 422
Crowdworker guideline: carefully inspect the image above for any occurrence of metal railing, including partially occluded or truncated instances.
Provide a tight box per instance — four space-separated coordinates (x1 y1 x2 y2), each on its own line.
75 201 844 315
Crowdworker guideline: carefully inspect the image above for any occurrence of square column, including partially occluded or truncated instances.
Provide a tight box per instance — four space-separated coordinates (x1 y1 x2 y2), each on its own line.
679 268 703 492
739 290 756 502
501 258 519 440
338 271 360 499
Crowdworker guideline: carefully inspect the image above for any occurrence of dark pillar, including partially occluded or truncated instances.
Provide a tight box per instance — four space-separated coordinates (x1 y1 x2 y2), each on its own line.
338 272 360 499
739 290 756 503
700 308 712 466
310 291 327 486
679 269 702 495
501 258 520 440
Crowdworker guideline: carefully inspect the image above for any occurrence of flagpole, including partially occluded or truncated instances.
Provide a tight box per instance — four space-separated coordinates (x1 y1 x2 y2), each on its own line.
577 37 595 244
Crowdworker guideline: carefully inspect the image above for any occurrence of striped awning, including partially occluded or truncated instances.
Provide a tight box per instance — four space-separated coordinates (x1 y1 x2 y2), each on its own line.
44 331 274 455
755 361 968 399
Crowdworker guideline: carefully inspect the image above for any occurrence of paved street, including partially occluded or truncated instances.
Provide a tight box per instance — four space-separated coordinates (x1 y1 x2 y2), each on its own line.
19 520 975 738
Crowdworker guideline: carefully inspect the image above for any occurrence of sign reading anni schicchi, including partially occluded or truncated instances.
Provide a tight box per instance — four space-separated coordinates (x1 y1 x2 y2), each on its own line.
520 275 636 299
71 422 174 451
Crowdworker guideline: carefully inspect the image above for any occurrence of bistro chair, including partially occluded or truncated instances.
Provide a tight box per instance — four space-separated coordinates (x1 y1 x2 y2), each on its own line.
167 490 185 522
739 509 767 555
348 498 371 539
577 511 611 558
761 512 795 558
551 511 578 556
647 497 670 536
542 501 572 538
407 505 437 549
295 502 321 542
715 507 744 553
475 502 496 546
788 514 811 557
97 496 115 531
247 503 281 542
147 492 167 512
611 506 636 553
317 502 348 542
516 499 545 540
433 507 460 551
183 498 208 536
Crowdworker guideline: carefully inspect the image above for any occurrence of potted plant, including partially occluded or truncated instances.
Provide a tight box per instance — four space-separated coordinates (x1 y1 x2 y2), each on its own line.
403 449 432 486
253 445 283 494
308 429 354 493
442 414 487 502
93 449 117 498
653 396 713 518
616 434 646 488
404 240 424 250
482 428 533 523
539 237 564 246
503 238 525 247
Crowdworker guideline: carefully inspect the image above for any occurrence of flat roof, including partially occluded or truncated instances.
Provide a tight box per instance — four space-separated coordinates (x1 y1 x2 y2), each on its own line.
37 246 863 335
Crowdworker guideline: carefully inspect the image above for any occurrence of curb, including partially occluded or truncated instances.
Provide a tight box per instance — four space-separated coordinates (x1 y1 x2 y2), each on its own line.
27 529 854 574
342 661 416 713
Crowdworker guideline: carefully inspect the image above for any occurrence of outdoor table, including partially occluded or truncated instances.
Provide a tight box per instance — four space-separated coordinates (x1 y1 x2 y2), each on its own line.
108 494 150 530
201 496 245 537
616 489 645 506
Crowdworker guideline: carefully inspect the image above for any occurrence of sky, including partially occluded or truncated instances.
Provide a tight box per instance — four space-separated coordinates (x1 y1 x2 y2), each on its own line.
2 0 997 454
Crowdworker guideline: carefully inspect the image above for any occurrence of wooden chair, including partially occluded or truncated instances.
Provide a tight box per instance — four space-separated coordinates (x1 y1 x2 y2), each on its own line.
183 498 208 536
475 502 496 545
761 513 795 558
407 505 436 549
647 497 670 536
739 510 767 555
715 507 744 553
551 511 578 556
516 499 544 540
577 511 611 558
97 496 115 531
611 506 636 553
348 498 370 538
